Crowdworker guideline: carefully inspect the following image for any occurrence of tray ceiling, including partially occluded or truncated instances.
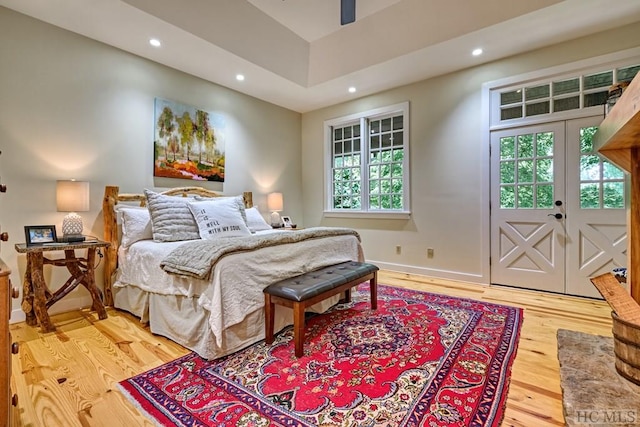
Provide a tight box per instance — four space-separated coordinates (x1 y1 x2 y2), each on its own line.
2 0 640 112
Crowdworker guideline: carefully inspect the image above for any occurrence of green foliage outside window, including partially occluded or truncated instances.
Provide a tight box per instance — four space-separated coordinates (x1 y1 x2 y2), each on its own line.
498 127 625 210
331 112 406 211
579 126 625 209
367 148 403 210
537 185 553 208
499 132 554 209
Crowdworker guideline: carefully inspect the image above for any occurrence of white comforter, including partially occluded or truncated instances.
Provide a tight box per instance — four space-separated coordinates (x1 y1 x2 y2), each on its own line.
114 230 363 346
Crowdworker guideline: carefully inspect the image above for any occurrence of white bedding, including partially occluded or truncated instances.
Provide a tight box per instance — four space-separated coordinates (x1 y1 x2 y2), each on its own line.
113 229 363 357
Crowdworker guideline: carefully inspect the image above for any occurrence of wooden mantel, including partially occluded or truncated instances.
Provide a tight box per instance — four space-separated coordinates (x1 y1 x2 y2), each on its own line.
594 72 640 303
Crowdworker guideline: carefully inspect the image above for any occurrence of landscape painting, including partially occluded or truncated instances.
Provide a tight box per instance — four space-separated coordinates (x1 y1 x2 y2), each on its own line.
153 98 225 182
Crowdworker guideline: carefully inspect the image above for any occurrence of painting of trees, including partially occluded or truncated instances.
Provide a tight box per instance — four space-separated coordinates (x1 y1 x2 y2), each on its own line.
178 112 195 161
157 106 175 160
153 98 225 182
168 135 180 161
195 110 211 164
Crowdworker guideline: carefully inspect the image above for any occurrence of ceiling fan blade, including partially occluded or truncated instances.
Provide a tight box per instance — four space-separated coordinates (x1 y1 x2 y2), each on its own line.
341 0 356 25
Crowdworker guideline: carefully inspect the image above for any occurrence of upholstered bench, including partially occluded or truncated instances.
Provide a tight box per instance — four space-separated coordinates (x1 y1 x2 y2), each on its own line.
264 261 379 357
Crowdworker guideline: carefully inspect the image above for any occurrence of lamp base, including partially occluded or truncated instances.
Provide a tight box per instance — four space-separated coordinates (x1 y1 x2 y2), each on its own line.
270 211 282 228
62 212 84 236
58 235 86 243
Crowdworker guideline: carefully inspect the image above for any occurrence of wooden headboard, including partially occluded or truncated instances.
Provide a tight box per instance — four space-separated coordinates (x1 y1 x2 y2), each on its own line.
101 185 253 306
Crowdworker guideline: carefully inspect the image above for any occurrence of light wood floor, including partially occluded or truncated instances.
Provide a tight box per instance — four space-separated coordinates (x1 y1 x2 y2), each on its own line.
9 270 613 426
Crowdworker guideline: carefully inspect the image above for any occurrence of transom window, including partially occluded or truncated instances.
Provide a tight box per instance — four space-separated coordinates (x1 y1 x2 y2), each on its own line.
324 102 410 217
495 63 640 124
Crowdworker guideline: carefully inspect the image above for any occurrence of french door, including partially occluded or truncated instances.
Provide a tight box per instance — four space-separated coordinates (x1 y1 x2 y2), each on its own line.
490 117 627 297
490 122 566 293
565 116 627 297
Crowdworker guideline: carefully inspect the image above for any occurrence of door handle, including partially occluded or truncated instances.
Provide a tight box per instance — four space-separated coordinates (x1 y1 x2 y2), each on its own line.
548 213 563 219
555 200 563 206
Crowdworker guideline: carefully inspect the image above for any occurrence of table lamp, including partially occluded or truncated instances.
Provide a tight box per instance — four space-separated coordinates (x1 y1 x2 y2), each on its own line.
56 180 89 240
267 192 283 227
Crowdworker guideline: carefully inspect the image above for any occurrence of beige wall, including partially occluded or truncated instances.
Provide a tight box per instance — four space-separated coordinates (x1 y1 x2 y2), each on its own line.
301 21 640 283
0 7 302 318
2 5 640 320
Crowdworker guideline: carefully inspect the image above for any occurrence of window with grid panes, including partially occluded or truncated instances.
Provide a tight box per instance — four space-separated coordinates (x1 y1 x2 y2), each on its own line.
498 132 555 209
496 63 640 123
578 126 625 209
325 102 410 215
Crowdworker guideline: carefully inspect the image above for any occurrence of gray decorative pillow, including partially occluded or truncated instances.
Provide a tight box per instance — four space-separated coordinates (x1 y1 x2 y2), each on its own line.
144 189 201 242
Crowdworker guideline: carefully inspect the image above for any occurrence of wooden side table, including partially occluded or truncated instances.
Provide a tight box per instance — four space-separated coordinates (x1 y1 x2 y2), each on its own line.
15 240 110 332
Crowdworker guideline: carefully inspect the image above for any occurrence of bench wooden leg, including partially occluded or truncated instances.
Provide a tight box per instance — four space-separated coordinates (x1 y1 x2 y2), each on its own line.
370 271 378 310
265 264 379 357
293 302 306 357
264 294 275 344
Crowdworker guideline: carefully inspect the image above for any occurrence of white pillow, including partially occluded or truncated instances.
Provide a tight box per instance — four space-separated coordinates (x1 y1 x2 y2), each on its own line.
194 195 247 225
245 206 272 232
117 206 153 248
187 198 251 239
144 189 201 242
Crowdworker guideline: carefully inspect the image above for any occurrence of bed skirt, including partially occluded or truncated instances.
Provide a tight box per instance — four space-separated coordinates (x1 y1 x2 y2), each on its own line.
113 283 339 360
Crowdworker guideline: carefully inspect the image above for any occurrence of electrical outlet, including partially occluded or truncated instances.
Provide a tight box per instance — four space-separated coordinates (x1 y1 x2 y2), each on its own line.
427 248 434 258
395 245 401 255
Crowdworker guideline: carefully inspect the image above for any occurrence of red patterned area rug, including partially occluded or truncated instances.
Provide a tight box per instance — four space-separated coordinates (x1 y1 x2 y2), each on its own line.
119 284 523 426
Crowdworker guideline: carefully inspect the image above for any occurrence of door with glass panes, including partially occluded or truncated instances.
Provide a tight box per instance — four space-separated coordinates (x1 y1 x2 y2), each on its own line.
565 116 626 298
490 117 626 297
491 123 566 293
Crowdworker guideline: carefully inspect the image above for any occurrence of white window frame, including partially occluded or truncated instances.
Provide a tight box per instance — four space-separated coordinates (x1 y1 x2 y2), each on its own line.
488 53 640 130
323 102 411 219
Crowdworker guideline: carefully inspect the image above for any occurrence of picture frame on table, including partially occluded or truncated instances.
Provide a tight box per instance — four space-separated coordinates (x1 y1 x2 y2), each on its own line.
24 225 57 246
281 216 292 228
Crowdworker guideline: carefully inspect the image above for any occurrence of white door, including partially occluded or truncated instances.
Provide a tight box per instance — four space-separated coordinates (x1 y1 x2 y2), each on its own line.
490 118 627 297
565 116 627 298
490 123 566 293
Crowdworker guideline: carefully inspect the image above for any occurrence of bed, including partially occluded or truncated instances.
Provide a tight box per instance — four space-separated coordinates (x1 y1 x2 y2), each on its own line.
102 186 363 359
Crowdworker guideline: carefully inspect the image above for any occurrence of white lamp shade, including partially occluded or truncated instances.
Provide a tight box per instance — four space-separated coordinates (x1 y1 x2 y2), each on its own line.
56 180 90 212
267 192 283 212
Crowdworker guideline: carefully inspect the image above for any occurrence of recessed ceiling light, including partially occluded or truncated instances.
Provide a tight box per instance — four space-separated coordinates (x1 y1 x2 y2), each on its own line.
348 86 357 93
236 74 245 81
149 38 162 47
472 48 483 56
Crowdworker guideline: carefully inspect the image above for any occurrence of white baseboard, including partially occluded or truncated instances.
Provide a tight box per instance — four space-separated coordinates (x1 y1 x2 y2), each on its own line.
368 260 489 286
10 294 94 324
